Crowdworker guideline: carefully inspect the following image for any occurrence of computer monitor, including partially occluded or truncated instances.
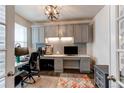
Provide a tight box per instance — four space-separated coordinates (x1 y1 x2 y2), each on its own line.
64 46 78 55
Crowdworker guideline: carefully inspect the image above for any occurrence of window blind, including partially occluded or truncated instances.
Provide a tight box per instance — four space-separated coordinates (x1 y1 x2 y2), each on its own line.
0 5 5 24
0 5 5 88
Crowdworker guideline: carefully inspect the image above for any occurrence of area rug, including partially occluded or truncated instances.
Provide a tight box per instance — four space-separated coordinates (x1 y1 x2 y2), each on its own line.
24 73 95 88
57 74 95 88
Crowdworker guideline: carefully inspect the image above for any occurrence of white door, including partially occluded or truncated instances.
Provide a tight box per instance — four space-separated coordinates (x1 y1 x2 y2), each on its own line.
109 5 124 88
0 5 15 88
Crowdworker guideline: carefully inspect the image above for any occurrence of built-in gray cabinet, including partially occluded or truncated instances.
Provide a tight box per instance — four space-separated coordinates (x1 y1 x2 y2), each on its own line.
31 23 92 47
74 24 82 43
45 25 59 37
32 26 45 49
54 58 63 72
80 57 91 73
82 24 89 42
66 24 74 37
74 24 92 43
45 24 74 37
59 24 74 37
59 25 66 37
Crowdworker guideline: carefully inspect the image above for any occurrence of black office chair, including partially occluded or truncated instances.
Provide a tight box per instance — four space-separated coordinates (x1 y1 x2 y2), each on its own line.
19 52 40 87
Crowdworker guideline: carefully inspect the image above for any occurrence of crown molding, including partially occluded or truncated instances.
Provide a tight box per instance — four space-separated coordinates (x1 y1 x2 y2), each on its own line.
32 19 91 27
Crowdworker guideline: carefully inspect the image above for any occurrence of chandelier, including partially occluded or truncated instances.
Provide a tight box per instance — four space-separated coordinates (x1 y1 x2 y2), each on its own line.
44 5 61 21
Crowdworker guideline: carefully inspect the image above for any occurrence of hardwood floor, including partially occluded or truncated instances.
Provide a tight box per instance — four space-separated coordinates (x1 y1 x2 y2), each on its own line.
39 69 94 80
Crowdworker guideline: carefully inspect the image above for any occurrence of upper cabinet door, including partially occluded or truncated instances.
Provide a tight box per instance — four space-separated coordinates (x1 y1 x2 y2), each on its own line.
59 24 74 37
82 24 89 43
74 24 92 43
45 25 59 37
74 24 82 43
59 25 66 37
66 24 74 37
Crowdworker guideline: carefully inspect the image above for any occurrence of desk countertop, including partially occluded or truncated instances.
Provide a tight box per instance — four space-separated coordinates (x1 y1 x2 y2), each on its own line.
42 54 90 58
15 61 28 67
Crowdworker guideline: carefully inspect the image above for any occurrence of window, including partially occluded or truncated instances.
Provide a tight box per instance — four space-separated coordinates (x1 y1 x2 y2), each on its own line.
0 5 5 88
0 5 5 24
116 5 124 86
15 23 27 47
0 25 5 49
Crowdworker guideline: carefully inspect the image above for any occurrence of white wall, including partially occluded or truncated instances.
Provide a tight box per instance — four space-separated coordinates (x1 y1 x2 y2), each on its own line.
15 13 32 48
92 6 110 65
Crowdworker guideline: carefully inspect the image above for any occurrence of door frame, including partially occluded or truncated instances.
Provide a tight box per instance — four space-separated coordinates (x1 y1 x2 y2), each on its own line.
109 5 124 88
5 5 15 88
109 5 119 87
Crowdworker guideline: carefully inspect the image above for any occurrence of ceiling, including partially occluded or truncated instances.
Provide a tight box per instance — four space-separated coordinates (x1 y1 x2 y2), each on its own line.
15 5 104 22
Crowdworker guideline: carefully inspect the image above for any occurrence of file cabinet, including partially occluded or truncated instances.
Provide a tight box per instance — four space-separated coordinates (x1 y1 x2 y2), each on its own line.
94 65 109 88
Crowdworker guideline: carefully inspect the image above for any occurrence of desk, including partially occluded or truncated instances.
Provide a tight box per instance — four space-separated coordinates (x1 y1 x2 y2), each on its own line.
15 61 28 76
40 55 91 73
15 61 28 67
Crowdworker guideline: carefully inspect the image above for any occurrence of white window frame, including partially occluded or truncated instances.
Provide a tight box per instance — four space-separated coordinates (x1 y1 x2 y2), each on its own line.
0 5 6 88
115 5 124 87
15 23 27 47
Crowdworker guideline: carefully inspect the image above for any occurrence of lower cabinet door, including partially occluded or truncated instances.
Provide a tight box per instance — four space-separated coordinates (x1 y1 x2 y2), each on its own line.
54 58 63 72
80 58 90 73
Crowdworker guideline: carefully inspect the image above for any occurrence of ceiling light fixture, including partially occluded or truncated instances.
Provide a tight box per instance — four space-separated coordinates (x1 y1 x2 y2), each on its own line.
44 5 61 21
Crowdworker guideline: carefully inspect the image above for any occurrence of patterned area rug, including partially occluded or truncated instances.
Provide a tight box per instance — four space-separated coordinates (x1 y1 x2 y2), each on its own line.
57 74 95 88
25 73 95 88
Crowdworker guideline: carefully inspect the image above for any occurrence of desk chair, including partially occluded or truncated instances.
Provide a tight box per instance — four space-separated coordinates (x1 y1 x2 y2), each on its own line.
19 52 40 87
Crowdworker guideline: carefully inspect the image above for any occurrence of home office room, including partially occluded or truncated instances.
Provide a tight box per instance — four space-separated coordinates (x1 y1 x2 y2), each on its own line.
0 1 124 92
